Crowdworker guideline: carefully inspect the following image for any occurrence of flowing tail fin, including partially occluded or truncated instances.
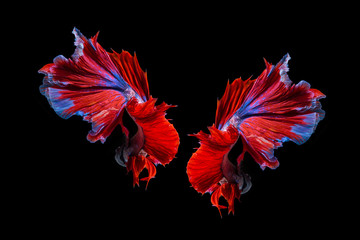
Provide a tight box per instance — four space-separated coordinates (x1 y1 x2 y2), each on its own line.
39 28 130 143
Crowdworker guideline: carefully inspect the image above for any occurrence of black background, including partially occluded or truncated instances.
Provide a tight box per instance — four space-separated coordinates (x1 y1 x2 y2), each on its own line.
9 3 348 238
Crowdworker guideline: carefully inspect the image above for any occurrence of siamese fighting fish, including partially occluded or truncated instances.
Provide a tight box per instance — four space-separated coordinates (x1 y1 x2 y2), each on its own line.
187 54 325 216
39 28 179 187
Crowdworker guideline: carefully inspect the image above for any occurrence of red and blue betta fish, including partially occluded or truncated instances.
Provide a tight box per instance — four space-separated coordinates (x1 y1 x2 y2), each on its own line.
187 54 325 216
39 28 179 187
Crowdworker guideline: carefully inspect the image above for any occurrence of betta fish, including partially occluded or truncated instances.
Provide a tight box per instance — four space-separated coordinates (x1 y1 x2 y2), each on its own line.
187 54 325 216
39 28 179 188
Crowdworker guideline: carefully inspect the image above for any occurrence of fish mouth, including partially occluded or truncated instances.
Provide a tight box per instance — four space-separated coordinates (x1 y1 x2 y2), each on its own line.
239 172 252 194
115 144 129 167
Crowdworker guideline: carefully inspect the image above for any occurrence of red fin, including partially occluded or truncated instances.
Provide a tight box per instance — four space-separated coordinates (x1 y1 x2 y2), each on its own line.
127 97 179 165
215 54 325 169
109 50 150 102
215 77 255 129
210 185 226 217
125 97 179 187
236 54 325 169
187 125 239 194
39 28 130 143
40 68 127 143
127 155 156 188
187 125 242 216
141 155 157 189
211 183 241 216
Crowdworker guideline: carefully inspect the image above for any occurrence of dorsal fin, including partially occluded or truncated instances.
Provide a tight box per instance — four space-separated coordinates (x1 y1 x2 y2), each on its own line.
215 77 255 129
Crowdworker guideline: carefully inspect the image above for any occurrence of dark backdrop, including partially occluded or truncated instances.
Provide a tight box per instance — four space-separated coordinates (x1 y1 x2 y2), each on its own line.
12 3 342 238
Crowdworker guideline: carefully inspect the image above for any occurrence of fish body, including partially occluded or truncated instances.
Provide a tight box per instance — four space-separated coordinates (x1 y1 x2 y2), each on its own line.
187 54 325 215
39 28 179 187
